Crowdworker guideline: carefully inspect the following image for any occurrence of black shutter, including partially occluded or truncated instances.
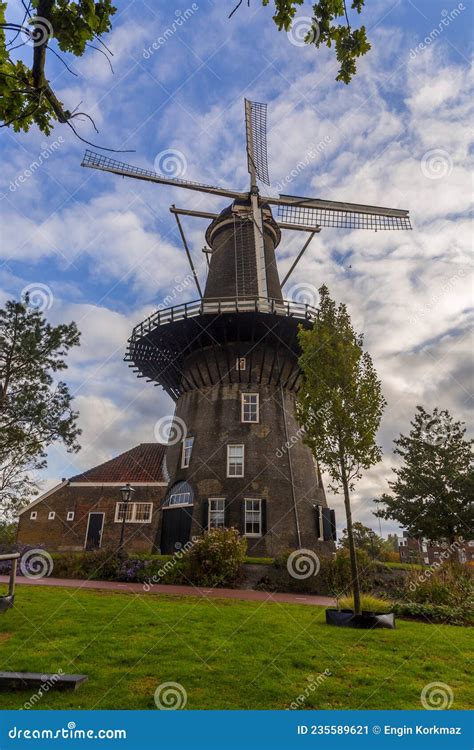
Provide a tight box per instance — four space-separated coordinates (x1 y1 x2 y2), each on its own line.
240 499 246 535
224 498 230 529
322 508 332 542
202 499 209 532
329 509 337 541
261 499 267 536
314 504 322 538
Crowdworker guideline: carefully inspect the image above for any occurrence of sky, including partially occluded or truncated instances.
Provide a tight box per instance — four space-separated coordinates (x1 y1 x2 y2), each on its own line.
1 0 472 537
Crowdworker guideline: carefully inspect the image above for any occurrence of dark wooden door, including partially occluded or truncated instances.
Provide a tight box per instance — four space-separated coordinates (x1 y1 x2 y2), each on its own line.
85 513 104 550
161 507 193 554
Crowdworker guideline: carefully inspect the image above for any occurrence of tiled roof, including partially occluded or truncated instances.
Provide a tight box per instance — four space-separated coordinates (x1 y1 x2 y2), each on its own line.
69 443 167 483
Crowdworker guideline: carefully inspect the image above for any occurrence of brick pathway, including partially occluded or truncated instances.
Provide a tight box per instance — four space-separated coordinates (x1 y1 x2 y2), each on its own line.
1 575 335 607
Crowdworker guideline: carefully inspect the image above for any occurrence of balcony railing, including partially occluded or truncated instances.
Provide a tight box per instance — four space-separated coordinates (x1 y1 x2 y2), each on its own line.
130 297 317 341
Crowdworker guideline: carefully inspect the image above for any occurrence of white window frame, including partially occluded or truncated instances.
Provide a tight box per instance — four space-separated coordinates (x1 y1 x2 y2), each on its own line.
48 511 56 520
244 498 262 538
241 392 259 423
164 492 192 508
227 444 244 478
181 436 194 468
235 356 246 371
30 511 37 520
114 502 153 524
208 498 225 530
67 511 75 521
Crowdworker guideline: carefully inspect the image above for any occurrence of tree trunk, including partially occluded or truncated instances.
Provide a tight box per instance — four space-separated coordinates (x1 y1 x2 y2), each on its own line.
340 457 361 615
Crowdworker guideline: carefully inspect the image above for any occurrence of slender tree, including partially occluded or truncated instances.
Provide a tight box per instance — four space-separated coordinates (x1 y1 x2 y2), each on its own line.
375 406 473 545
297 285 386 614
0 297 81 517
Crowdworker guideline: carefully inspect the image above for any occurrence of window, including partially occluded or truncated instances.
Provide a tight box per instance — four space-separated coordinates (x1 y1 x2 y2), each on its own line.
245 498 262 537
209 498 225 529
163 481 194 508
48 511 55 520
241 393 259 423
30 511 37 520
181 436 194 468
227 444 244 477
235 357 246 371
114 502 153 523
166 492 192 507
67 511 75 521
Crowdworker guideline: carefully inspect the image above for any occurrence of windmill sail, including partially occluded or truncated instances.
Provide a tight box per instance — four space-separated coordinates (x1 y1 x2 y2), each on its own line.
272 194 412 231
245 99 270 186
81 150 244 200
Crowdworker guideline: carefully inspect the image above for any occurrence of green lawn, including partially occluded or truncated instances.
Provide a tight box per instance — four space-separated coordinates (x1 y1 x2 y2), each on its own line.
0 585 471 710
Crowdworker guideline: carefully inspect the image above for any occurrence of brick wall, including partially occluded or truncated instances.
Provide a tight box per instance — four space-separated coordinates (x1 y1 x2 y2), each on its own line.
17 484 166 554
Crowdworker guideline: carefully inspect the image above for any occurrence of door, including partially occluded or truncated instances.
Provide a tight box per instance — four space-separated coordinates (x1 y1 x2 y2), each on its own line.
161 507 193 554
85 512 104 550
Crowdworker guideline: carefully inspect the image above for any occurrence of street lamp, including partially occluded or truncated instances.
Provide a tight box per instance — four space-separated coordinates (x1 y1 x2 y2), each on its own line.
368 530 376 561
118 483 135 555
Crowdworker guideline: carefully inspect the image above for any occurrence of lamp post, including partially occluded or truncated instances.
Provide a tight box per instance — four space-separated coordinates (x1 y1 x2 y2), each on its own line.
118 483 135 556
368 530 376 561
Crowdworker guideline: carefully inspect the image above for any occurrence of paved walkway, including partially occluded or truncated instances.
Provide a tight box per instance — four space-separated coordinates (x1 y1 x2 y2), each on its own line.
1 575 335 607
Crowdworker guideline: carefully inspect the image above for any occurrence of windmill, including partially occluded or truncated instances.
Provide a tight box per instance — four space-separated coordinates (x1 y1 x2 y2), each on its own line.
81 100 411 557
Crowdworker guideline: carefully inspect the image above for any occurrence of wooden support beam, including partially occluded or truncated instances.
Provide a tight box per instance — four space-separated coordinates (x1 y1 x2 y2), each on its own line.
281 232 316 287
171 206 202 298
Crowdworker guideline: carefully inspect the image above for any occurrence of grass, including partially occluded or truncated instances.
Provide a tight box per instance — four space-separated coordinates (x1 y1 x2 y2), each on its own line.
383 561 425 570
0 585 471 710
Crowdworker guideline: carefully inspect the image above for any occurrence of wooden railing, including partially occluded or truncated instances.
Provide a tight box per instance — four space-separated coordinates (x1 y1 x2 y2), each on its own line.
130 297 317 341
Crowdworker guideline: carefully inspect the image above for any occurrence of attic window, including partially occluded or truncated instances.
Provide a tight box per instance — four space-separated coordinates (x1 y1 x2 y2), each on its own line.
30 511 37 520
67 511 75 521
236 357 246 371
48 511 56 520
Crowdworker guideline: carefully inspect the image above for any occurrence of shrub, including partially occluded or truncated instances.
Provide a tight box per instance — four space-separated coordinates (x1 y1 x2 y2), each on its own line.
402 560 473 608
184 528 247 587
393 601 473 626
52 548 120 581
338 593 392 613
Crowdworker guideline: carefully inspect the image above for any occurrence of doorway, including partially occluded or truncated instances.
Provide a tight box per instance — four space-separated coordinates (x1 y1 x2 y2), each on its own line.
84 512 104 550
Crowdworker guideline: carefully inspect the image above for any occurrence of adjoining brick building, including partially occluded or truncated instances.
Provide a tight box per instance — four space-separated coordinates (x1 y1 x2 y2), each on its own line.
398 532 474 565
17 444 168 553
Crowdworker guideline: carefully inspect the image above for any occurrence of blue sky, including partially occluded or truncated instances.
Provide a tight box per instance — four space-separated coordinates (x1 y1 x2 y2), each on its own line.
1 0 472 534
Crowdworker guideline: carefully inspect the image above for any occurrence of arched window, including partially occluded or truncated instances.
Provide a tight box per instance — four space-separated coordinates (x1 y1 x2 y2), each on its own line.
162 481 194 508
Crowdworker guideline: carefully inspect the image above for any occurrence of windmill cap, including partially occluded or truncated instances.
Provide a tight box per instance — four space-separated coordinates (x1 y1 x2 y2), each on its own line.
205 200 281 249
